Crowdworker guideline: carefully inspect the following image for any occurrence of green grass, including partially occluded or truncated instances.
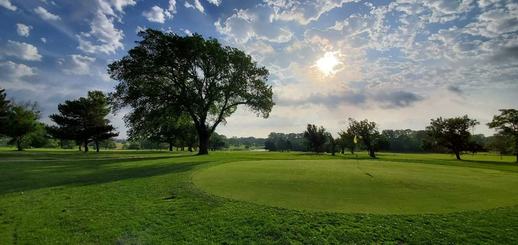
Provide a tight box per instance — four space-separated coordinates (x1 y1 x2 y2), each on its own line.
1 149 518 244
194 159 518 214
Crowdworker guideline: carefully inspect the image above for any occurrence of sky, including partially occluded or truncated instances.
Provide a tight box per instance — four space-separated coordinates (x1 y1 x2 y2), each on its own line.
0 0 517 138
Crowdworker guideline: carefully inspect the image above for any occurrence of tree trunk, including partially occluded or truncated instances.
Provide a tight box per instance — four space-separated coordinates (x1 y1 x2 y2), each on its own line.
188 146 193 152
84 140 89 153
454 151 461 160
16 137 22 151
95 141 99 152
369 148 376 158
169 142 173 152
79 145 82 151
197 128 210 155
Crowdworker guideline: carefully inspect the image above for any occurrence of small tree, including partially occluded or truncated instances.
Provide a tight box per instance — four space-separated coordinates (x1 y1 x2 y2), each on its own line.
488 109 518 163
303 124 328 153
109 29 274 155
49 91 118 152
426 115 479 160
347 118 379 158
4 103 40 151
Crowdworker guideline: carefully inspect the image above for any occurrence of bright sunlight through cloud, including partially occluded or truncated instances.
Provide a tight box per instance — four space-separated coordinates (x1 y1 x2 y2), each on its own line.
315 52 341 76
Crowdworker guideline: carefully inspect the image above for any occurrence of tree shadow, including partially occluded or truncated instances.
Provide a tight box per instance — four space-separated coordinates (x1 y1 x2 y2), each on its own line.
0 153 205 195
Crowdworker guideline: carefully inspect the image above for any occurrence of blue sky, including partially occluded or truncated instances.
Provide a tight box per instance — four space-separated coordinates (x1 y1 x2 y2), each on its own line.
1 0 517 138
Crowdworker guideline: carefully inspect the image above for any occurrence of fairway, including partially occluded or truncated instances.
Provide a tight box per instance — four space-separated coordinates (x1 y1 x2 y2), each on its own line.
194 160 518 214
2 150 518 244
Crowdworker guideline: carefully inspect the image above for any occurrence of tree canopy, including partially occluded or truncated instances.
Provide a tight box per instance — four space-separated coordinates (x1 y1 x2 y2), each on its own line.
109 29 274 154
488 109 518 162
303 124 328 153
49 91 118 152
346 118 379 158
4 103 40 151
0 88 10 135
426 115 479 160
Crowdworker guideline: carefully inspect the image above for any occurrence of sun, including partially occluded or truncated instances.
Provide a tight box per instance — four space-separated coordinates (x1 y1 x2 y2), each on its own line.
315 52 341 76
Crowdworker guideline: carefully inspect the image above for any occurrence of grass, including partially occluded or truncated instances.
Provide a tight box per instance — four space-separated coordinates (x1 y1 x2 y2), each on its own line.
193 159 518 214
1 149 518 244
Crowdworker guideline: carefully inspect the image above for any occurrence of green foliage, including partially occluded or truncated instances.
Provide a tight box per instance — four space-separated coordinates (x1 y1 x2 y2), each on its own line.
426 115 479 160
0 88 10 135
49 91 118 152
4 103 40 151
209 132 227 151
346 118 380 158
109 29 274 154
303 124 328 153
264 132 304 152
488 109 518 162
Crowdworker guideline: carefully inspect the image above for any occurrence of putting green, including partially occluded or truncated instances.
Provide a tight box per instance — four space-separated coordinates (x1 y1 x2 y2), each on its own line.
193 160 518 214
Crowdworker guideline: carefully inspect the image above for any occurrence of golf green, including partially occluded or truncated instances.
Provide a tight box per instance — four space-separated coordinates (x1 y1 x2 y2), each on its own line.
193 160 518 214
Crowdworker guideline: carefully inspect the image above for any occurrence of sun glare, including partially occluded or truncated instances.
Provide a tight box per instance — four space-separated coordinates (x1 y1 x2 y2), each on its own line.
315 52 341 76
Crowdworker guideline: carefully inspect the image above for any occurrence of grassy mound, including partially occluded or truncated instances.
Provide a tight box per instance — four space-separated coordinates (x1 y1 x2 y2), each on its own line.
194 159 518 214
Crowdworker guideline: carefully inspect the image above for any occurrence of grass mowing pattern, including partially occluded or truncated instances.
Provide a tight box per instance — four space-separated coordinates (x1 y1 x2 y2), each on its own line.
1 149 518 243
194 160 518 214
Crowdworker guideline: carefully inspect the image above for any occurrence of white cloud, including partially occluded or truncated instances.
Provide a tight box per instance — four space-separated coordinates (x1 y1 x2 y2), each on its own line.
215 7 293 44
0 0 16 11
0 61 39 91
34 6 61 21
111 0 136 12
265 0 355 25
166 0 177 17
2 40 42 61
41 37 47 43
62 54 96 75
77 0 135 54
143 5 166 23
184 0 204 13
16 23 32 37
207 0 221 6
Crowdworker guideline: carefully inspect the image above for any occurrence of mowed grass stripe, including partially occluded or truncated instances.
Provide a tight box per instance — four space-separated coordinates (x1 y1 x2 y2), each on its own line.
193 160 518 214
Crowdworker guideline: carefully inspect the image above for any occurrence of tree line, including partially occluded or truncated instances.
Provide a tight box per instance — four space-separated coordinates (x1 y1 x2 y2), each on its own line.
289 114 517 161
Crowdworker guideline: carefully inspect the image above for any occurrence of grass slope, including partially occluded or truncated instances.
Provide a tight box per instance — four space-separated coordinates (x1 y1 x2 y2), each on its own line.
1 149 518 244
194 159 518 214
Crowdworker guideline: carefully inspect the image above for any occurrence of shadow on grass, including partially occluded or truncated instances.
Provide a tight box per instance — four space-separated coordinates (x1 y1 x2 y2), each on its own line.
0 154 205 195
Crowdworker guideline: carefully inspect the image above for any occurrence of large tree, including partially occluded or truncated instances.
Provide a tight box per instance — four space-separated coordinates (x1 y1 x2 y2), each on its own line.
488 109 518 163
303 124 328 153
109 29 274 155
426 115 479 160
346 118 379 158
0 88 10 135
4 103 40 151
49 91 118 152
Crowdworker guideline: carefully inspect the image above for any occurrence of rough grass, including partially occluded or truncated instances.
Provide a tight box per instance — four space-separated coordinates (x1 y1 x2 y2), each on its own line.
1 149 518 244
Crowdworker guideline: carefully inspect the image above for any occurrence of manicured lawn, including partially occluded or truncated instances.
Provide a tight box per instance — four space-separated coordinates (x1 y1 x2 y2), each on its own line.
194 159 518 214
1 149 518 244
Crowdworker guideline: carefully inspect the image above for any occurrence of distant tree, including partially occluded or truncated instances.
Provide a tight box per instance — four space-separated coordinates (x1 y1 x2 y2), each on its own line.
327 133 337 156
49 91 118 152
0 88 11 135
109 29 274 155
337 131 356 154
488 109 518 162
486 134 514 155
209 132 227 151
303 124 328 153
4 103 40 151
426 115 479 160
347 118 379 158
